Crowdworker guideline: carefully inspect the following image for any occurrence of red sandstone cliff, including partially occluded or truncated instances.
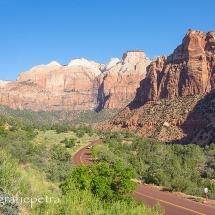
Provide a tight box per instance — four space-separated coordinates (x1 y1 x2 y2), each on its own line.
135 29 215 105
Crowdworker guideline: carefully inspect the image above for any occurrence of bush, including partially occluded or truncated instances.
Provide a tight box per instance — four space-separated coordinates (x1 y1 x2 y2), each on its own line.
50 145 71 162
61 138 76 148
45 145 72 182
194 197 202 202
46 161 72 182
76 130 85 138
33 186 164 215
0 149 21 194
9 141 42 164
0 126 7 138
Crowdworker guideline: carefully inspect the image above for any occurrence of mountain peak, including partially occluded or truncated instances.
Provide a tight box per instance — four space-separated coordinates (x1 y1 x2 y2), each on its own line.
47 61 61 66
68 58 103 76
101 58 120 71
68 58 98 66
122 50 149 63
0 80 10 87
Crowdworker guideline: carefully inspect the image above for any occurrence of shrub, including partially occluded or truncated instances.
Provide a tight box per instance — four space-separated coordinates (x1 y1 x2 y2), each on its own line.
61 138 76 148
45 145 72 182
50 145 71 162
0 126 7 138
194 197 202 202
0 191 19 215
0 149 21 194
33 186 164 215
46 161 72 182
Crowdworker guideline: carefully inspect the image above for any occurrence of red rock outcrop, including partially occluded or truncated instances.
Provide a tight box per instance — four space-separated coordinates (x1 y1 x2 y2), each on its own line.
135 29 215 105
0 51 150 111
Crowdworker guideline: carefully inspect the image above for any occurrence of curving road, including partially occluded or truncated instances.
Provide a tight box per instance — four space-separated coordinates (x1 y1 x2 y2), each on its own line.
73 139 215 215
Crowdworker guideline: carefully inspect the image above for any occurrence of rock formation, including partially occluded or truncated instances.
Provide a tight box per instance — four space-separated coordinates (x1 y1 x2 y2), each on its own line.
97 51 151 110
135 29 215 105
0 51 150 111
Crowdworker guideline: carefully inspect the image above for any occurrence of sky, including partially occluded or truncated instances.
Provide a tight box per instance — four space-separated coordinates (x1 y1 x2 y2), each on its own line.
0 0 215 81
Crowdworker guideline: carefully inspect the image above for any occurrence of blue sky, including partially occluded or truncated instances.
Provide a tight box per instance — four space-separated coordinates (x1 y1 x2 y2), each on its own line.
0 0 215 81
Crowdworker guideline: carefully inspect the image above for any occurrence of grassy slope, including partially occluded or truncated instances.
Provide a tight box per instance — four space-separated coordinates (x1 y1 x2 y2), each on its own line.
33 130 98 154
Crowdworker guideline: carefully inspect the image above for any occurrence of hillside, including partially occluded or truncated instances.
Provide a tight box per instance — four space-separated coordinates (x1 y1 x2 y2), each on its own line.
104 92 215 146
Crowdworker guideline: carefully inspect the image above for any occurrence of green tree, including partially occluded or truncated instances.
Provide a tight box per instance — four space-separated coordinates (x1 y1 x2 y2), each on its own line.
77 130 85 138
51 145 71 162
46 145 72 182
0 126 7 138
61 138 76 148
61 160 137 202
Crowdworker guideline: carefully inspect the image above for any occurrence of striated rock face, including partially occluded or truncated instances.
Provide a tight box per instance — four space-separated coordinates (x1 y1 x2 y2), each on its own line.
0 51 150 111
1 60 103 111
97 50 151 109
16 60 102 93
135 29 215 105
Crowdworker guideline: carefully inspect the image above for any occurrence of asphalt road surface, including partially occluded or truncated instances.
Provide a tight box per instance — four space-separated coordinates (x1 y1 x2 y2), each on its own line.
73 139 215 215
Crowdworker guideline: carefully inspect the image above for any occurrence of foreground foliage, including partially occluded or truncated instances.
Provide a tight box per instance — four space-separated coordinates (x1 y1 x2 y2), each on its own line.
34 163 164 215
92 131 215 199
33 185 164 215
61 161 137 202
0 115 164 214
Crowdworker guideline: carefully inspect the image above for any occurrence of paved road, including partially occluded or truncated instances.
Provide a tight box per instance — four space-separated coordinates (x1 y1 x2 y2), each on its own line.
73 140 215 215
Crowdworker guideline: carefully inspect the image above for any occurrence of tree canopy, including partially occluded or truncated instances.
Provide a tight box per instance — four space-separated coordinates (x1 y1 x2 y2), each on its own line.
61 160 137 202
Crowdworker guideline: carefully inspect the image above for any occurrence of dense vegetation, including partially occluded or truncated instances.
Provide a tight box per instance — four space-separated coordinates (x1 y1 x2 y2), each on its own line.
61 160 137 202
36 161 163 215
2 112 214 214
0 115 99 184
92 131 215 200
0 115 163 215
